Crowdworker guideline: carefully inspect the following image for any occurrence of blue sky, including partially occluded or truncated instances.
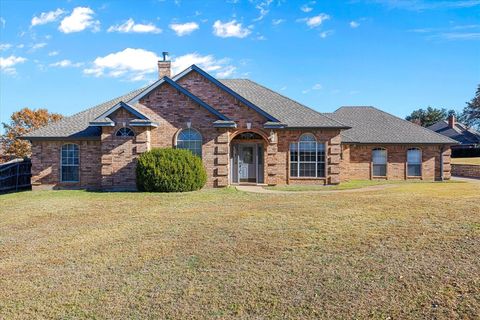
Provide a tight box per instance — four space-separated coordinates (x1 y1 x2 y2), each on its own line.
0 0 479 132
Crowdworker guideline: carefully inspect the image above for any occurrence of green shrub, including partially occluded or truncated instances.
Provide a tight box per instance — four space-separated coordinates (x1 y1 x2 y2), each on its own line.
136 148 207 192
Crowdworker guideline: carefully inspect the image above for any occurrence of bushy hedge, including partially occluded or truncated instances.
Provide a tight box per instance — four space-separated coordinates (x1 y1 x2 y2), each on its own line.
136 148 207 192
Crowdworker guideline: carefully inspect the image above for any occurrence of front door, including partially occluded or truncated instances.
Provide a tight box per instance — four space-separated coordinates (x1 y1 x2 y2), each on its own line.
239 145 256 183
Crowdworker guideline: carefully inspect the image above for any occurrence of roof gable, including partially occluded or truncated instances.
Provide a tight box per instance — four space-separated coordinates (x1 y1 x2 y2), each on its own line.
128 76 230 121
172 65 280 122
89 101 150 126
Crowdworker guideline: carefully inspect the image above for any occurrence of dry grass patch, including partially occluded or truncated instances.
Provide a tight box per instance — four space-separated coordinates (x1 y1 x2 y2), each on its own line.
451 157 480 165
0 182 479 319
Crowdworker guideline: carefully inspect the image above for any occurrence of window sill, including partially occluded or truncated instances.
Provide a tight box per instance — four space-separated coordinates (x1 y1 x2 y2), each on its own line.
372 176 387 179
289 177 326 180
406 176 422 179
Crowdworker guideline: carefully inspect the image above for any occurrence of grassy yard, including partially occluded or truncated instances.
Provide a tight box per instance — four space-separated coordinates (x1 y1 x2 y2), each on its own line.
265 179 441 192
451 157 480 165
1 181 479 319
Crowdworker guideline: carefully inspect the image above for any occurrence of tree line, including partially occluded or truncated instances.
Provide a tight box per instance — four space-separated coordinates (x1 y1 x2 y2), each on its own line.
405 84 480 128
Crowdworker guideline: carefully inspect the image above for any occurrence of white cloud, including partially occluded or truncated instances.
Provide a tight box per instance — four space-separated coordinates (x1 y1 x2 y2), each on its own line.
171 52 235 77
213 20 251 38
350 21 360 28
215 65 236 78
320 30 334 38
301 1 316 13
48 51 59 56
169 22 199 36
0 55 27 74
83 49 237 81
303 13 330 28
59 7 100 33
50 59 83 67
303 83 323 94
440 32 480 40
108 18 162 34
83 48 158 79
272 19 285 25
31 8 65 27
0 43 12 51
253 0 273 21
32 42 47 50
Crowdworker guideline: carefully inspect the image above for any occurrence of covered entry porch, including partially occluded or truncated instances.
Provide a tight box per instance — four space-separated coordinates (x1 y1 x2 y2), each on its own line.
229 131 267 185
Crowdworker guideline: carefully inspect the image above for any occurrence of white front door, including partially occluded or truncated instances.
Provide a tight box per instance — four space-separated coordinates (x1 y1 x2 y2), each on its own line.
239 145 256 182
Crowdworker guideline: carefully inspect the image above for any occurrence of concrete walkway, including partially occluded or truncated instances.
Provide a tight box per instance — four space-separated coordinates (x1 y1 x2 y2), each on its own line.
235 184 397 194
236 177 480 194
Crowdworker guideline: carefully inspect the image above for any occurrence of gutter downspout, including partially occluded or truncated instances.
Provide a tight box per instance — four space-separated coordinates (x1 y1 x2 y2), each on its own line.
439 146 444 181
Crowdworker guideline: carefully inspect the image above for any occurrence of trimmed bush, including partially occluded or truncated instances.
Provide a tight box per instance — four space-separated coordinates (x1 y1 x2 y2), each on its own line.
136 148 207 192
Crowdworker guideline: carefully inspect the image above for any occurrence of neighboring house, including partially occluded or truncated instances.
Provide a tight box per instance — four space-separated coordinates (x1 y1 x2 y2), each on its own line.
428 115 480 149
23 58 457 190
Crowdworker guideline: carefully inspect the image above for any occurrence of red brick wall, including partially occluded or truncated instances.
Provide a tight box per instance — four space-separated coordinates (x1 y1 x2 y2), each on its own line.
31 140 101 189
99 109 150 190
340 144 452 181
176 71 268 128
139 82 229 187
275 129 342 185
451 164 480 178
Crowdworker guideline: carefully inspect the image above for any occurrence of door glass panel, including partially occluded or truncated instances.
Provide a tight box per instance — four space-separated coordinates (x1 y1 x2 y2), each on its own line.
243 147 253 164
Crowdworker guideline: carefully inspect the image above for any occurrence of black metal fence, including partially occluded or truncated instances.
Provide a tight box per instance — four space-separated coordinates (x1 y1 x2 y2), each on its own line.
0 159 32 194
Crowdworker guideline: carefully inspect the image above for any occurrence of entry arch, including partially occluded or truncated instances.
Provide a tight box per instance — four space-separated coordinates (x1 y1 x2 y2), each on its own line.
229 129 269 185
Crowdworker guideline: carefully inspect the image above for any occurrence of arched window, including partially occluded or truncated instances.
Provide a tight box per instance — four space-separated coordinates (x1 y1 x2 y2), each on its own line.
115 127 135 137
61 144 79 182
176 128 202 157
372 148 387 177
407 148 422 177
290 133 326 178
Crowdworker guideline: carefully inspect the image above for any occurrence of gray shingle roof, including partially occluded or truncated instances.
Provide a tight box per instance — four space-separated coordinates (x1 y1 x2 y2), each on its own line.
23 87 146 139
427 120 480 145
330 106 458 144
220 79 348 128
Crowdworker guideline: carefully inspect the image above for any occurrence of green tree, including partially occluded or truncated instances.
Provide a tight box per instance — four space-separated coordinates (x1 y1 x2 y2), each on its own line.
462 84 480 128
1 108 63 159
405 107 449 127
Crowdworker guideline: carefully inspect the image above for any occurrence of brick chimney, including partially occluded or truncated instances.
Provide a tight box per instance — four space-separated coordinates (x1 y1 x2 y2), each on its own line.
158 51 171 78
448 114 455 128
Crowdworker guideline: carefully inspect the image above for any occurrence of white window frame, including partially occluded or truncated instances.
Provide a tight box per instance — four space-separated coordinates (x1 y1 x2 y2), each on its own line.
407 148 422 177
372 148 387 177
60 143 80 183
176 128 203 158
115 127 135 137
289 133 326 178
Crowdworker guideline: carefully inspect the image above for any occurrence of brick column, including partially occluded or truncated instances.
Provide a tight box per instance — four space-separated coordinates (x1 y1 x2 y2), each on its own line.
214 129 229 187
266 132 278 185
328 134 341 184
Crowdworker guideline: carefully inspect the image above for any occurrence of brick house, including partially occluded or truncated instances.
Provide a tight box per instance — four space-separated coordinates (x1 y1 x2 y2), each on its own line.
23 59 457 190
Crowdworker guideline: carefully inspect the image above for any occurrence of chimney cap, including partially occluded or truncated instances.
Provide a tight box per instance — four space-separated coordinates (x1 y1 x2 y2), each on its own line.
161 51 170 61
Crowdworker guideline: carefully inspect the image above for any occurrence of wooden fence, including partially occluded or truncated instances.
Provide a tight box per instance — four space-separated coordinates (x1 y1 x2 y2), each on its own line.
0 159 32 194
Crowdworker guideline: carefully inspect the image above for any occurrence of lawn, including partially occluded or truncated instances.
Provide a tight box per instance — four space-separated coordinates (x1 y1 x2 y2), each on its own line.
451 157 480 165
265 179 435 192
1 181 479 319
